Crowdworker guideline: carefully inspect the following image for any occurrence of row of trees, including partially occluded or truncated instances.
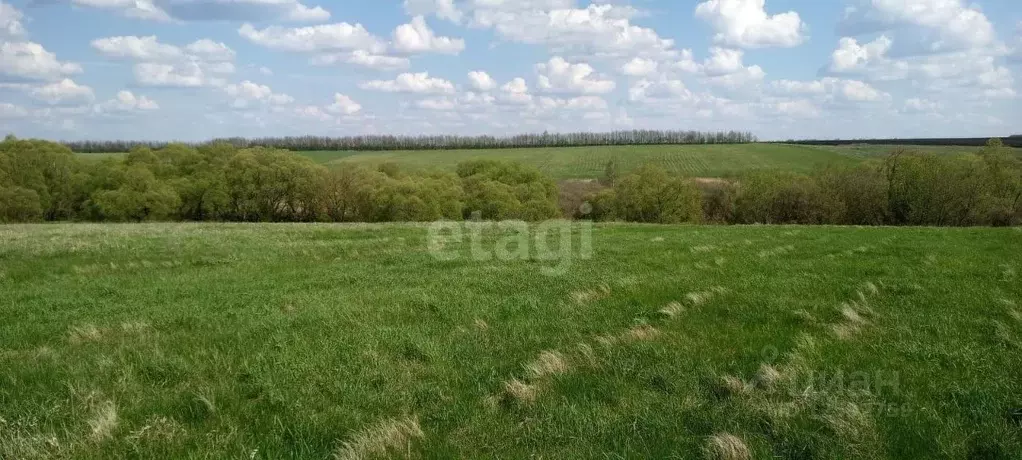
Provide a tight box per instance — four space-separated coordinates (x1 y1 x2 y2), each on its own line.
63 130 758 153
0 136 560 223
3 135 1019 227
584 139 1022 226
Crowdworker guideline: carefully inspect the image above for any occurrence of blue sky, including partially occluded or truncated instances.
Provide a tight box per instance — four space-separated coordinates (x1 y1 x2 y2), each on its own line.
1 0 1020 141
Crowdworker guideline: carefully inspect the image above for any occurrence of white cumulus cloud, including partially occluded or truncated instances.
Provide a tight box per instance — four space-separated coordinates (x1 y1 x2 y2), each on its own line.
326 93 362 115
359 72 455 94
224 80 293 108
467 71 496 91
536 57 616 94
0 41 82 81
96 90 159 112
695 0 806 48
620 57 658 77
238 22 386 53
134 62 222 87
185 39 236 62
311 50 411 71
1 1 26 39
829 36 893 73
29 78 95 105
392 16 465 55
91 35 185 61
773 77 891 103
403 0 462 23
71 0 171 21
426 3 674 59
70 0 329 23
839 0 996 55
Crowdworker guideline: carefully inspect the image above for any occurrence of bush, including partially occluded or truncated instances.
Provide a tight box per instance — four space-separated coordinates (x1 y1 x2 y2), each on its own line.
457 160 559 220
558 180 606 219
978 138 1022 226
387 172 465 222
587 188 618 221
699 179 737 224
613 165 702 223
815 164 888 225
883 152 994 226
733 172 842 224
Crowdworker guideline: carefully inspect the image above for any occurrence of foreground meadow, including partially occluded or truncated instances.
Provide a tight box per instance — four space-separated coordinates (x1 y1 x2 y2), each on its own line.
1 223 1021 459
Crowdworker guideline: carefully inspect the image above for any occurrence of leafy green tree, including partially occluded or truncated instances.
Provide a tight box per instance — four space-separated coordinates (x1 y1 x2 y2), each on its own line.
461 179 521 220
0 186 43 222
224 148 326 221
0 139 78 220
91 166 181 221
322 166 374 222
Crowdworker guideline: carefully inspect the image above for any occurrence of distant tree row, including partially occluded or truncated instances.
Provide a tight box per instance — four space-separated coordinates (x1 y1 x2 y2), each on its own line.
62 130 758 153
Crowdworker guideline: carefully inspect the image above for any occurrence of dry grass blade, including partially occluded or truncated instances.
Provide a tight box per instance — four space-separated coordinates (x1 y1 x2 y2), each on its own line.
703 433 751 460
526 350 570 379
334 416 424 460
89 401 119 441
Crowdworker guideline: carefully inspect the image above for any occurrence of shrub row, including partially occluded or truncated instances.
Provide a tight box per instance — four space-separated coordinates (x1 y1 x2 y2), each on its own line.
2 136 1019 227
587 139 1022 226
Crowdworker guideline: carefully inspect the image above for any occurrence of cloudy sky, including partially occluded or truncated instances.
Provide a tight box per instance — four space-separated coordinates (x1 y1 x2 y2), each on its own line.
1 0 1020 141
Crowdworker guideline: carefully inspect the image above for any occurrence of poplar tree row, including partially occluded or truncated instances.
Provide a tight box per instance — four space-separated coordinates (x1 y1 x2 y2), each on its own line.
63 130 758 153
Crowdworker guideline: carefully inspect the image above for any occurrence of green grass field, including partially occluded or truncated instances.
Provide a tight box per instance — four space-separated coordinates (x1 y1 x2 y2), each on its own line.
318 144 861 179
79 143 1002 181
2 223 1021 458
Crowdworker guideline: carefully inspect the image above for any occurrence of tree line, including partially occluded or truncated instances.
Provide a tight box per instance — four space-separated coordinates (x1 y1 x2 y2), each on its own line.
63 130 758 153
0 135 560 223
2 135 1019 226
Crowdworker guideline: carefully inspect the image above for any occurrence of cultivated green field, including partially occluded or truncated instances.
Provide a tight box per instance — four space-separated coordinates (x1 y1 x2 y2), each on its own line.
319 144 860 179
2 223 1021 458
80 143 1002 181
